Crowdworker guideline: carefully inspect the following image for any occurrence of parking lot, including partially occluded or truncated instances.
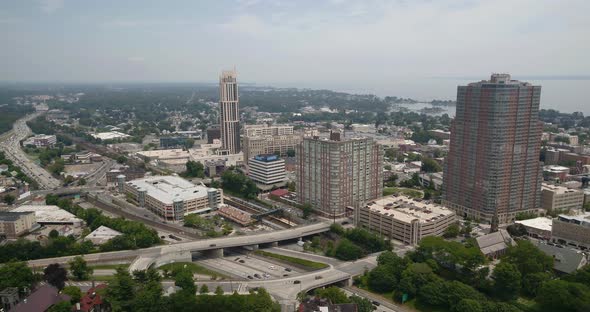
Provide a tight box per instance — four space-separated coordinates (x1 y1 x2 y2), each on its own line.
198 250 300 281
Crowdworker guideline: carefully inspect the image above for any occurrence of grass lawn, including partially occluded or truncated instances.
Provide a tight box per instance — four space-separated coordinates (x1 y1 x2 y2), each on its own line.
89 275 118 282
157 262 228 278
254 250 328 270
383 187 423 198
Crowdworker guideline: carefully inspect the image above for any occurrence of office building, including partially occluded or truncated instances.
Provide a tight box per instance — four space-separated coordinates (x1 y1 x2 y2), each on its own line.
22 134 57 147
219 70 240 154
243 124 302 163
0 211 36 239
552 213 590 249
541 183 584 212
206 125 221 144
248 154 286 185
443 74 543 223
355 195 455 245
124 176 223 221
297 134 383 217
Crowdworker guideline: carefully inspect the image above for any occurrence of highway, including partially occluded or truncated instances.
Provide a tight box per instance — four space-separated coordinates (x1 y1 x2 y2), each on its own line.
0 112 61 189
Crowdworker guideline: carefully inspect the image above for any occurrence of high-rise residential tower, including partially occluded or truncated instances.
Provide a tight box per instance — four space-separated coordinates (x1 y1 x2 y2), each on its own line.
442 74 543 223
297 133 383 217
219 69 240 154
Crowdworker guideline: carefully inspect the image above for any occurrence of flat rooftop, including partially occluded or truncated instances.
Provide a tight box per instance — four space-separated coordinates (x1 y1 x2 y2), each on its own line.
126 175 214 205
515 217 553 232
542 183 583 195
11 205 82 224
365 195 454 224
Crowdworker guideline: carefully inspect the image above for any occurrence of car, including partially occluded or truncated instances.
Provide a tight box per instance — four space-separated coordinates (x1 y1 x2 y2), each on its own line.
372 301 380 306
283 274 289 277
247 275 253 279
254 274 261 279
239 259 245 263
209 244 216 247
293 280 301 284
285 268 292 272
315 275 322 280
234 258 240 261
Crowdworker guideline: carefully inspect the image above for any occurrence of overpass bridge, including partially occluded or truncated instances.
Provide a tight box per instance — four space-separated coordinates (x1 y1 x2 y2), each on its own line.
27 222 332 270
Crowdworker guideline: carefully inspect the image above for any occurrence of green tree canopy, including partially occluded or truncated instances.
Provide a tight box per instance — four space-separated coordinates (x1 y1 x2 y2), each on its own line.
68 256 93 281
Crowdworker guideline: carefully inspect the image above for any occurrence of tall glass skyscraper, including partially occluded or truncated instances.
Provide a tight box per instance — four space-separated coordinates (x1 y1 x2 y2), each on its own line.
442 74 543 223
219 69 240 154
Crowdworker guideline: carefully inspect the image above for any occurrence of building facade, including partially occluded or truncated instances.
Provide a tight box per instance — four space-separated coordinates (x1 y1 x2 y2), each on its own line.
355 195 455 245
124 176 223 221
219 70 240 154
443 74 543 223
297 134 383 217
248 154 286 185
552 213 590 249
541 184 584 212
23 134 57 147
0 211 36 239
243 124 302 163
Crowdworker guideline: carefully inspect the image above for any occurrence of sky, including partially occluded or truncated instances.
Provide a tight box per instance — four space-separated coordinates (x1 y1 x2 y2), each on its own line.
1 0 589 89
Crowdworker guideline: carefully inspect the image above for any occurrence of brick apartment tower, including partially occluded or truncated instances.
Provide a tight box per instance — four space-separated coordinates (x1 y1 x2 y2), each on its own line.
219 69 240 154
442 74 543 223
297 133 383 217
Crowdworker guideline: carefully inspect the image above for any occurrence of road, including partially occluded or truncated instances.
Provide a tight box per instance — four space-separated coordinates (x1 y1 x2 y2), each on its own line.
0 112 61 189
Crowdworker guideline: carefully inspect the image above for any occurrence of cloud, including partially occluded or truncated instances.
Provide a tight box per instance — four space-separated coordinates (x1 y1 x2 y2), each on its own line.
101 19 198 28
38 0 64 13
0 18 20 24
218 14 270 37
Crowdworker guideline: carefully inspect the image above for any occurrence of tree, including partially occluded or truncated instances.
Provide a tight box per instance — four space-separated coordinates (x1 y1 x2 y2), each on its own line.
68 256 93 281
44 263 68 290
78 178 86 186
3 194 15 205
47 301 73 312
302 203 313 219
315 286 350 304
174 268 196 295
536 280 590 312
334 239 363 261
0 261 35 294
49 229 60 239
421 158 442 173
105 268 136 312
200 284 209 294
506 223 528 237
522 272 551 297
116 155 127 164
368 265 397 293
452 299 483 312
185 160 205 178
418 279 447 307
492 261 522 300
443 223 460 238
134 276 165 312
349 295 373 312
505 240 553 277
215 286 224 295
62 286 82 304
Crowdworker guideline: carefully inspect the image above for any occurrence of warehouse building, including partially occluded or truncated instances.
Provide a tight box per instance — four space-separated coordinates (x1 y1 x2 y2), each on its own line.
0 211 37 239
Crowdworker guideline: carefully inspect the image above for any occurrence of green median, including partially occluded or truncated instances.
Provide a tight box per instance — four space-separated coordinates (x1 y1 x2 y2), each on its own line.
254 250 328 270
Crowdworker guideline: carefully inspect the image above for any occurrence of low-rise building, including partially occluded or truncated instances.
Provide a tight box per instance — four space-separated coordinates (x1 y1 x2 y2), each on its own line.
11 285 70 312
0 211 37 239
543 165 570 182
515 217 553 240
85 225 122 245
106 166 146 185
73 284 109 312
552 212 590 249
11 205 83 226
541 183 584 212
354 195 455 245
249 154 286 185
22 134 57 148
124 176 223 221
535 241 588 273
476 229 514 259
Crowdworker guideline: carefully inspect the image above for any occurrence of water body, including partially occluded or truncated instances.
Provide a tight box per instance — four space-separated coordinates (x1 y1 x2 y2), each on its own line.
307 78 590 116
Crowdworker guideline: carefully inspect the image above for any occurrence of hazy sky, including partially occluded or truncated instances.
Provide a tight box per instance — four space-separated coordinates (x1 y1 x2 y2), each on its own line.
1 0 589 86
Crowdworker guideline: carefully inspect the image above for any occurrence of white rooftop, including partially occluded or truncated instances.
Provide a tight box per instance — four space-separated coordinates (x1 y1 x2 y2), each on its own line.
85 225 122 245
11 205 82 224
91 131 130 140
515 217 553 232
365 195 454 224
126 175 211 205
